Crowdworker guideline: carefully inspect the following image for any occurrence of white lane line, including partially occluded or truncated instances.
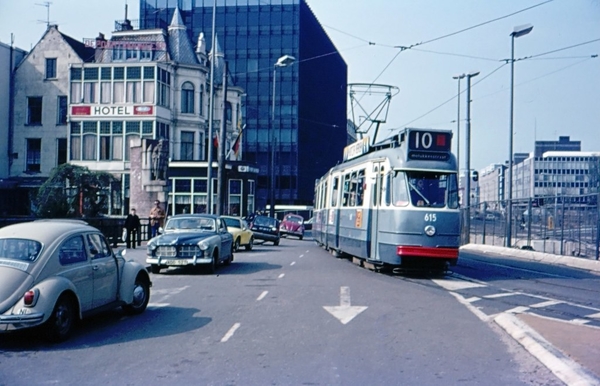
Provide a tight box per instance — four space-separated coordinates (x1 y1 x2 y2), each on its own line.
465 296 481 303
148 303 170 308
505 306 530 314
221 323 241 342
432 278 486 291
278 273 285 279
588 312 600 319
530 300 563 308
484 293 517 299
299 254 304 258
449 292 490 322
257 291 268 301
495 313 600 386
290 261 296 266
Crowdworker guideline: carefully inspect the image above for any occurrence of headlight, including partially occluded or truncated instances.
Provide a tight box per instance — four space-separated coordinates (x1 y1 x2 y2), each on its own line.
424 225 436 237
198 240 210 251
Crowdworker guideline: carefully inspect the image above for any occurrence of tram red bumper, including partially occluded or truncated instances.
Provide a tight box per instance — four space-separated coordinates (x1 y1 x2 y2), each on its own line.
396 246 459 259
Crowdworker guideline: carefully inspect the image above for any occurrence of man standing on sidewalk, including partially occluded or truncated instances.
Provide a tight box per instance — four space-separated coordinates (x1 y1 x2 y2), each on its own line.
149 200 165 238
124 208 141 249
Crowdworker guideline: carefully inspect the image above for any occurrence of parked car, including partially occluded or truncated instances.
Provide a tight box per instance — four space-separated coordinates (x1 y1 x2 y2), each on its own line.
0 219 151 342
146 214 234 274
279 214 305 240
249 215 281 245
221 216 254 252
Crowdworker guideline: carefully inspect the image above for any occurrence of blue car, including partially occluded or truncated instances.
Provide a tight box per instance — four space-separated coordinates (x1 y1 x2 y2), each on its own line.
146 214 234 274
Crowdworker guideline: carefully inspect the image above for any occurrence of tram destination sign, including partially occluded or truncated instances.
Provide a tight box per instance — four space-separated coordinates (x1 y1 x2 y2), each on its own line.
406 129 452 161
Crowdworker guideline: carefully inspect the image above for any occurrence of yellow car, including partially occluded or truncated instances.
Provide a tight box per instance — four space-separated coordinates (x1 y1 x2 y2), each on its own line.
221 216 254 252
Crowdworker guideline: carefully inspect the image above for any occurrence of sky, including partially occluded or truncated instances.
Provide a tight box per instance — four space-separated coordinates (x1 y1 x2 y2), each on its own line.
1 0 599 172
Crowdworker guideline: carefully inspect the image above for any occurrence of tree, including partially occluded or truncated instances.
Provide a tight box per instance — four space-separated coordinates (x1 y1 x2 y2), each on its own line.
34 164 116 218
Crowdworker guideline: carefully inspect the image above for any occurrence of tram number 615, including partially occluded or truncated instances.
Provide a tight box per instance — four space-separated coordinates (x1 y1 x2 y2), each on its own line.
424 213 437 222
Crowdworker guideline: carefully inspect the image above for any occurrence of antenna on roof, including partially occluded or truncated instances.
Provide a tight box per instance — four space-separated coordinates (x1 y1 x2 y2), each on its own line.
36 1 55 28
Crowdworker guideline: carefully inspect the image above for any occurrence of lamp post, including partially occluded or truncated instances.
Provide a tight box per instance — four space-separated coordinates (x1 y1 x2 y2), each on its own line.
464 70 479 244
506 24 533 247
269 54 295 218
452 74 465 175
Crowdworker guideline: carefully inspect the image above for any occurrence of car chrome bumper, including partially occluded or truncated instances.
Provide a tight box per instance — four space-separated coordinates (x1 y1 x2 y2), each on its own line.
0 311 45 329
146 256 212 266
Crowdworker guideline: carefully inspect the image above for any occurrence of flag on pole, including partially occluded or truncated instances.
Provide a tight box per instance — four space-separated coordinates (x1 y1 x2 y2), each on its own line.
227 124 245 159
213 131 219 149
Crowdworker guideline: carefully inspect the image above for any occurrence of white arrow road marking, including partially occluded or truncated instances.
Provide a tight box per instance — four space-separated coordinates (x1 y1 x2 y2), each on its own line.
323 286 368 325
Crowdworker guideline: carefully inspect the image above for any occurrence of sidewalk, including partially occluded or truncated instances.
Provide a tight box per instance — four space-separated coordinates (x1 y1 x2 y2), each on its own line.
464 244 600 385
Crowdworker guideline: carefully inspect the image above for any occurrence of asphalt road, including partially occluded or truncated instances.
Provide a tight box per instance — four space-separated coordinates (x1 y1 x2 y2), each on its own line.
1 237 598 385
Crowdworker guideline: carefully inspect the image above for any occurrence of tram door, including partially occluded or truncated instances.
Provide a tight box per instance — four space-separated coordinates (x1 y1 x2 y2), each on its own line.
369 162 384 260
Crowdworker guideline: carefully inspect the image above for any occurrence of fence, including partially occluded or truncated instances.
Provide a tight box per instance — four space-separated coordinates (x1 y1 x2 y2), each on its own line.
461 193 600 260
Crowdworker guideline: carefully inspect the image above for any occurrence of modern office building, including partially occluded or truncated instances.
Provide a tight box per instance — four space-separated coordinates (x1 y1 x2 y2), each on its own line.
139 0 348 212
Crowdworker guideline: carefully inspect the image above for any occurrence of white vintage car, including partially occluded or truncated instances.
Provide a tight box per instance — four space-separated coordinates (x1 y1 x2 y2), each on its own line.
0 219 151 342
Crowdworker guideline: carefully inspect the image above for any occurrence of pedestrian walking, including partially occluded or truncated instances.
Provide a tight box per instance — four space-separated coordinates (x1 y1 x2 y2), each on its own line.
149 200 166 238
124 208 141 249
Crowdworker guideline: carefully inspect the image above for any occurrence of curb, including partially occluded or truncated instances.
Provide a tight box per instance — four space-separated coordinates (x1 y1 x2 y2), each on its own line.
495 313 600 386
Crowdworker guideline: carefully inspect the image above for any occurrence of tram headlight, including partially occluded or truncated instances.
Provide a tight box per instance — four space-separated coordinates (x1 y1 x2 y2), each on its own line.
424 225 436 237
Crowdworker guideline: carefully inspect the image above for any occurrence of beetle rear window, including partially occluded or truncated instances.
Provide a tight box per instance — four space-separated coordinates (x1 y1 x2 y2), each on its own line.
0 238 42 261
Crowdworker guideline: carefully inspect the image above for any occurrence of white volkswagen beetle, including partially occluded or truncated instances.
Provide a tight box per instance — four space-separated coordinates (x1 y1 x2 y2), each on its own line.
0 219 151 342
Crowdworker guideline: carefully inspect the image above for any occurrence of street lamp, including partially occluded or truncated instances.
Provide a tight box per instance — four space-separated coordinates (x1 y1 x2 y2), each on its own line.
464 70 479 244
269 54 295 218
506 24 533 247
452 74 465 175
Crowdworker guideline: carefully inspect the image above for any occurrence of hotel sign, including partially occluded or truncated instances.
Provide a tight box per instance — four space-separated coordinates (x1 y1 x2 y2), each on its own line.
70 105 154 117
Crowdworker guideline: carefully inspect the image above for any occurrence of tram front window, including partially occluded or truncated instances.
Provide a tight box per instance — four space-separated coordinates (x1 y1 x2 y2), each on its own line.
403 172 458 209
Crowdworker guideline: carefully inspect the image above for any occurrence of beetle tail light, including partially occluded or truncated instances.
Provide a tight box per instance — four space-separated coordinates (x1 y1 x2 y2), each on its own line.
24 289 39 307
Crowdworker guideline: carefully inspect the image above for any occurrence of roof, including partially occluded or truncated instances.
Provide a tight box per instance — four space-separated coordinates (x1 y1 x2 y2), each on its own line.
167 7 199 65
58 30 95 62
0 220 98 243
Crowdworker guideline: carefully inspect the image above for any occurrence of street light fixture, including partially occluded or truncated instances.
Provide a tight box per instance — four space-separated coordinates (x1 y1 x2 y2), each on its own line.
464 70 479 243
269 54 296 218
452 74 465 175
506 24 533 247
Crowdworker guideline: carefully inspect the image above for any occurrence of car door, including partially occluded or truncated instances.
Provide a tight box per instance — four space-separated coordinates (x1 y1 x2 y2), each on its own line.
241 219 251 244
57 235 94 312
87 233 119 308
218 219 233 259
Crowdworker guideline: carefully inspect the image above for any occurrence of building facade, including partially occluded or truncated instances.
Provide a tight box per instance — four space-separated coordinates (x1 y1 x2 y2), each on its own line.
5 9 256 217
477 137 600 212
139 0 348 211
0 41 27 215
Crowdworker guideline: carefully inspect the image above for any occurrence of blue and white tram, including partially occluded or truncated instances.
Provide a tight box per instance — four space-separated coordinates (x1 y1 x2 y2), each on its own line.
312 128 460 270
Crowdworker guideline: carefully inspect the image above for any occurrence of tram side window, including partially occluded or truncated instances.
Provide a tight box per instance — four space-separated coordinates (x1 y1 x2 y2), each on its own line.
342 173 351 207
392 171 409 207
331 177 338 207
355 169 365 206
445 174 459 209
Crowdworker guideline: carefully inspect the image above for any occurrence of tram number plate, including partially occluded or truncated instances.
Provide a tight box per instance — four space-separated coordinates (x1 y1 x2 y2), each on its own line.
165 259 189 265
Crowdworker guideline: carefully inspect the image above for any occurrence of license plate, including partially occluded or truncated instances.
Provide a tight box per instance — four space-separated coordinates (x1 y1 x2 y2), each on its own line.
164 259 189 266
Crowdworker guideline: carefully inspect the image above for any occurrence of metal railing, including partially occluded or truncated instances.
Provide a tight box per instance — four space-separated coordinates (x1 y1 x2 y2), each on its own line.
461 193 600 260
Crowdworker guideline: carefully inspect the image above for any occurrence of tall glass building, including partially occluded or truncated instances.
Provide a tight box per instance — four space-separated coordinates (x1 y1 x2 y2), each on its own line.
139 0 348 211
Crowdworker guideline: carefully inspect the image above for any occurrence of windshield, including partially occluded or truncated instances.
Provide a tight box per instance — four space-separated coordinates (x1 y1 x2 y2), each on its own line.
392 171 458 209
165 217 216 232
223 217 240 228
253 216 276 226
284 215 303 224
0 238 42 261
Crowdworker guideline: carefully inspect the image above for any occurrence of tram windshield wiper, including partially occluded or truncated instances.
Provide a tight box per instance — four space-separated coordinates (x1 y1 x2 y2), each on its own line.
408 182 431 206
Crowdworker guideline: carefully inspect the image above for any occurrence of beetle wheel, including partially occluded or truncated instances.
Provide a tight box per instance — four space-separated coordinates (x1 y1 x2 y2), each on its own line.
233 238 240 252
44 294 76 343
123 276 150 315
